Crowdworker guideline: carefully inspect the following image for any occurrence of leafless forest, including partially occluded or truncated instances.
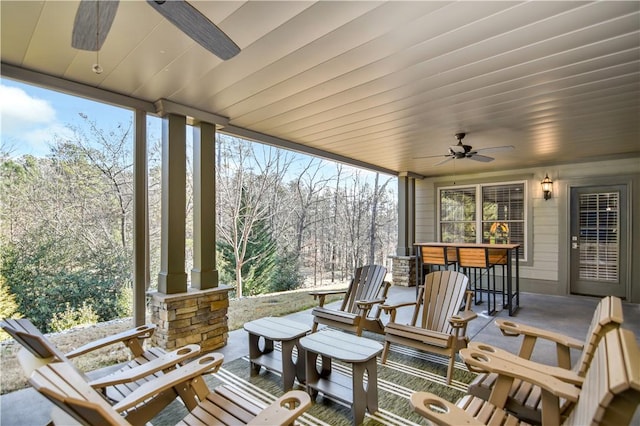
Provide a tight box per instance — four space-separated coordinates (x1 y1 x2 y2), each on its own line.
1 117 397 332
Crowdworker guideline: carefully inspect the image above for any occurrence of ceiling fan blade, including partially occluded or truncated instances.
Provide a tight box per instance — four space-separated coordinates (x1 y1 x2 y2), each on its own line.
146 0 240 60
434 156 455 166
468 154 494 163
474 145 514 154
72 0 119 51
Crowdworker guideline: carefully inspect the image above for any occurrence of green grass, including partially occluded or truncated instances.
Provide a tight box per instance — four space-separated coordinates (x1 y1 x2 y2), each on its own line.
0 286 345 395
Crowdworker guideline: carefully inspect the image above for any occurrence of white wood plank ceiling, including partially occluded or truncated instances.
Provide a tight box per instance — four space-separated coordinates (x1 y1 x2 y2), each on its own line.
2 1 638 177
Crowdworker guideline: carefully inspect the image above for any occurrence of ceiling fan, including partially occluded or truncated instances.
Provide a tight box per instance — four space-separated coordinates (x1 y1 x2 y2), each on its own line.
72 0 240 61
418 132 514 166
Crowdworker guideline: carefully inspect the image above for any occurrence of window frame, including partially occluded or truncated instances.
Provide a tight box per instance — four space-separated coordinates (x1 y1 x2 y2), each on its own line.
437 179 529 262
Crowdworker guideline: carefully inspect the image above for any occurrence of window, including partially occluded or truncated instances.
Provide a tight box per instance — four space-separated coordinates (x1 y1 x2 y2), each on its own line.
440 187 476 243
439 182 526 259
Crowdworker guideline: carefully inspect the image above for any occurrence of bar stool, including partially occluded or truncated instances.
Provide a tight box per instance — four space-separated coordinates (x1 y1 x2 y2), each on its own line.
415 246 457 297
488 248 509 306
417 246 457 285
456 247 497 315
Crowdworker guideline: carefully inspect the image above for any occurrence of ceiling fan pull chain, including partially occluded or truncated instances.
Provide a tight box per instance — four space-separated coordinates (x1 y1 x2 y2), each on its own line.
92 1 103 74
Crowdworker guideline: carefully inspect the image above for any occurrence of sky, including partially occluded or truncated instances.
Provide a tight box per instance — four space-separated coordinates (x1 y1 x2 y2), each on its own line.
0 78 135 157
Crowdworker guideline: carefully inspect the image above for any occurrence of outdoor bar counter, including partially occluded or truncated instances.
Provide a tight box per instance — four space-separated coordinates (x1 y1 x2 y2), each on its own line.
415 242 520 315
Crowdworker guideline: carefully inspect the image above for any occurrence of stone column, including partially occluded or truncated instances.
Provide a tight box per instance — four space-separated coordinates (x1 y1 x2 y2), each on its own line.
389 255 417 287
151 112 230 352
148 286 230 352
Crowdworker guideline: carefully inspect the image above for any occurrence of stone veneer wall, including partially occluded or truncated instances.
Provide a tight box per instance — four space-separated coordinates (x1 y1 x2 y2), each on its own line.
148 286 231 352
390 255 417 287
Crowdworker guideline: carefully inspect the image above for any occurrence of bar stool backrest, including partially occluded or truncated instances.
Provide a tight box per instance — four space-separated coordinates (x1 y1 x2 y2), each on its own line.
488 248 509 265
420 246 451 266
456 247 490 268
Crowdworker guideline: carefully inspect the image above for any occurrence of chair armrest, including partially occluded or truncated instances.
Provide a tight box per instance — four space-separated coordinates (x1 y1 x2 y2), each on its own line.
496 318 584 366
65 324 156 358
88 344 201 388
495 319 584 349
309 289 348 297
410 392 484 426
355 298 386 309
467 342 583 386
112 352 224 413
309 289 347 307
449 310 477 327
247 390 312 426
379 301 417 313
379 301 417 323
460 347 580 402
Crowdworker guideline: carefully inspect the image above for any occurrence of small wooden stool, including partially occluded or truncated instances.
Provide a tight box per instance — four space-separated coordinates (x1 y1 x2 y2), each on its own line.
243 316 310 391
299 329 382 425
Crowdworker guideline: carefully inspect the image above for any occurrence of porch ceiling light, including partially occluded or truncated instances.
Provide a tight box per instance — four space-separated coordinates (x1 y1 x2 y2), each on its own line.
541 174 553 200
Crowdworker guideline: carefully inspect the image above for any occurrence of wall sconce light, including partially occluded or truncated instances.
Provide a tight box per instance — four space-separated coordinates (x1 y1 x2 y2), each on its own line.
541 173 553 200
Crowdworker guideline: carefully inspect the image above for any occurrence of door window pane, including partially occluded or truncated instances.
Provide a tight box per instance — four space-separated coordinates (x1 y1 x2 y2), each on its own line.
578 192 619 282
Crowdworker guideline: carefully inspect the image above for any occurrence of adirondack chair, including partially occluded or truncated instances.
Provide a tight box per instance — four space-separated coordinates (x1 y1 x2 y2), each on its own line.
380 270 477 384
1 318 200 424
1 318 159 368
410 327 640 426
466 295 624 424
29 352 312 426
310 264 390 336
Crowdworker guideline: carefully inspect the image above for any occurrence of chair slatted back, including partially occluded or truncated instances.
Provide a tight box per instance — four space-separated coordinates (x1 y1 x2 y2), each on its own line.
573 296 624 377
414 271 469 335
1 318 67 361
567 328 640 426
341 264 388 314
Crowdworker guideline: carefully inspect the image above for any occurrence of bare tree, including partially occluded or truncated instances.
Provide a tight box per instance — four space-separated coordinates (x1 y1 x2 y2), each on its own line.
216 135 294 297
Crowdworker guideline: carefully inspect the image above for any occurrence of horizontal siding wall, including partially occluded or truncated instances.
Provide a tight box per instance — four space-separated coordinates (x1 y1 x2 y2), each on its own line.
414 157 640 301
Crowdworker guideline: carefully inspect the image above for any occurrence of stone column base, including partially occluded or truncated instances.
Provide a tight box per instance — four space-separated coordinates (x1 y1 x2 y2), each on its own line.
148 285 231 352
389 255 417 287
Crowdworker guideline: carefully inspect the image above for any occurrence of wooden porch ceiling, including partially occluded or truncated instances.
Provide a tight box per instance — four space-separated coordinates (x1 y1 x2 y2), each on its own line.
1 1 639 177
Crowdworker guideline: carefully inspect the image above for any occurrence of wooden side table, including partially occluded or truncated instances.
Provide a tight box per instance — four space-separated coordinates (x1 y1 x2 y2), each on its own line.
299 330 383 425
243 316 311 391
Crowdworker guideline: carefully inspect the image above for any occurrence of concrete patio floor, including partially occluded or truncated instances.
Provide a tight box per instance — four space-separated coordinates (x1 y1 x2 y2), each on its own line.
2 286 639 425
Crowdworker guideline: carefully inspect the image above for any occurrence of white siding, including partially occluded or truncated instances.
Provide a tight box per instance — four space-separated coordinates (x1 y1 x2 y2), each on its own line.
414 157 640 297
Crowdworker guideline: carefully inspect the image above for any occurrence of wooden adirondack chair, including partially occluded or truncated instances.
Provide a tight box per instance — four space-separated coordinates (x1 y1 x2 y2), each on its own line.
1 318 159 368
466 295 624 424
380 270 477 384
410 327 640 426
1 318 200 424
29 353 312 426
310 264 390 336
